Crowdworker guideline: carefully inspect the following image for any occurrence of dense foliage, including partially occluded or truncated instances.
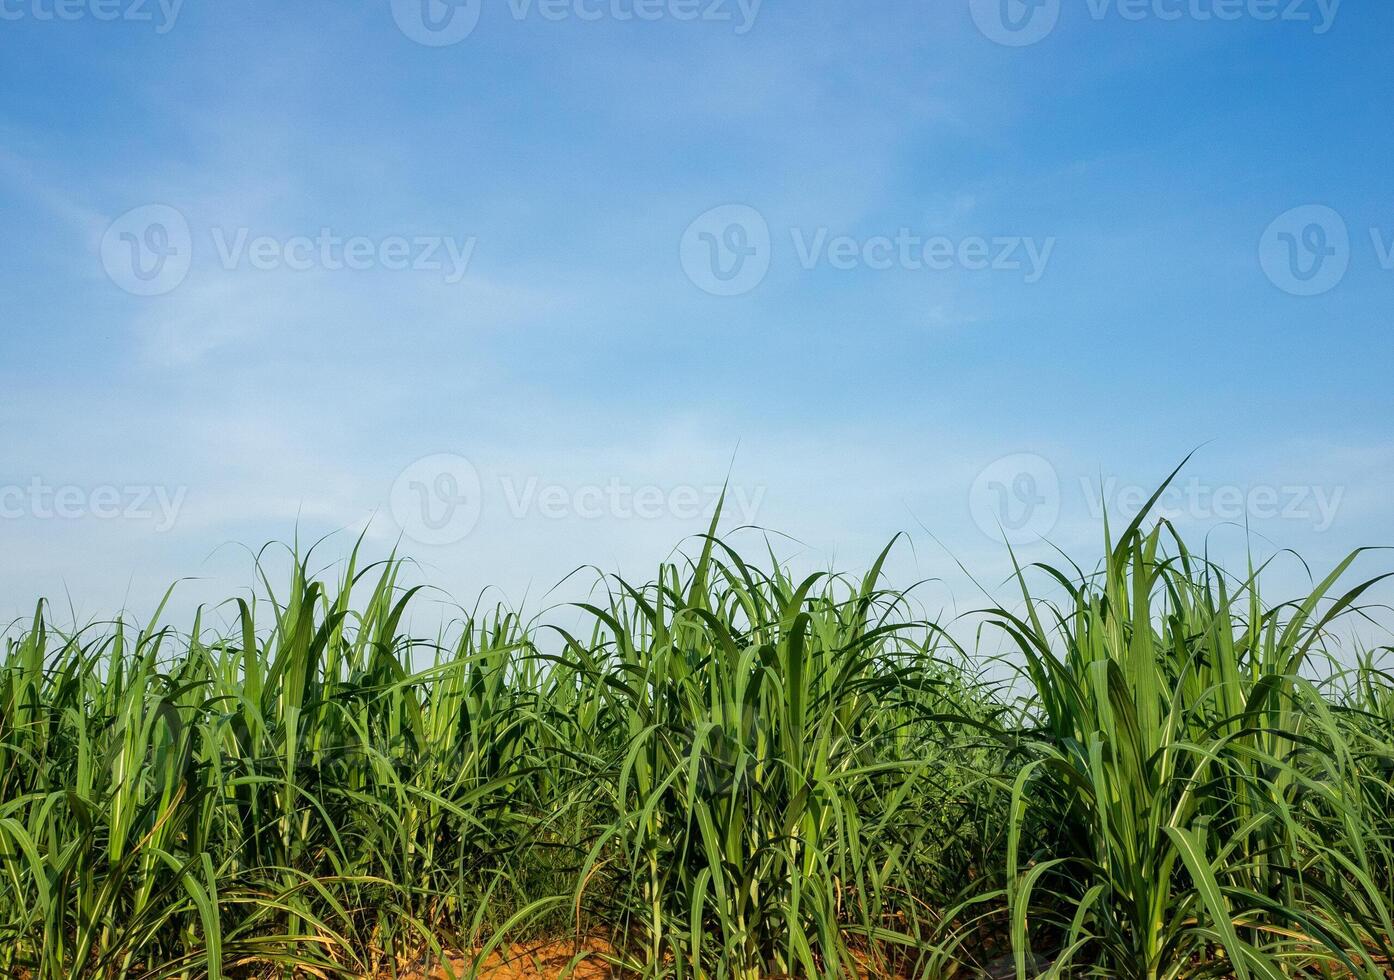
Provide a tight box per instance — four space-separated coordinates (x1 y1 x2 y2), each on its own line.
2 493 1392 978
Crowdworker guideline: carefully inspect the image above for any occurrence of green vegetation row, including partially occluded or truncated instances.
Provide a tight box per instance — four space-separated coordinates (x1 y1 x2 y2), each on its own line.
2 484 1392 978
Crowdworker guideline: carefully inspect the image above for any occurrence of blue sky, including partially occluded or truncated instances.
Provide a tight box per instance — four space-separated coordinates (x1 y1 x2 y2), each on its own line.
2 0 1392 629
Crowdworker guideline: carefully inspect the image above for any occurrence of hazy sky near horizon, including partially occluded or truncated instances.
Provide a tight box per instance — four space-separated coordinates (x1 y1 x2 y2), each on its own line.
2 0 1392 631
